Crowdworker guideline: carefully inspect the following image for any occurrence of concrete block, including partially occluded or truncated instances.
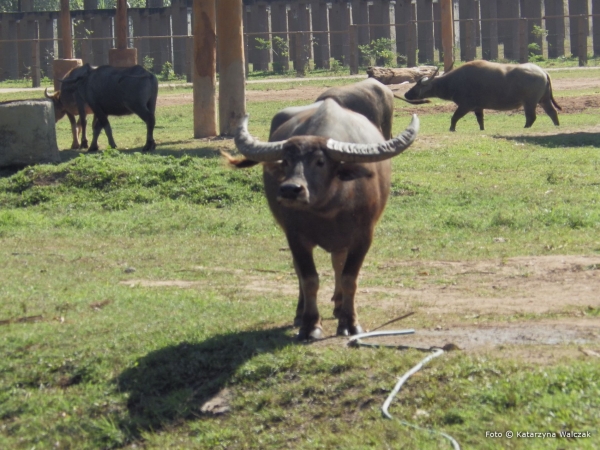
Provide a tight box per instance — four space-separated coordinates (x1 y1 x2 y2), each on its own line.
109 48 138 67
0 100 60 168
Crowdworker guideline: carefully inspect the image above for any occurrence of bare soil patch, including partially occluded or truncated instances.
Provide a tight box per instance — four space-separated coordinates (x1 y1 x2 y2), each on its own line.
158 74 600 117
122 255 600 362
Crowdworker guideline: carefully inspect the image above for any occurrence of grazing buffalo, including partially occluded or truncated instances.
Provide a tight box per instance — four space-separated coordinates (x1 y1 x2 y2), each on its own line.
226 86 419 340
403 60 561 131
44 85 93 149
59 64 158 152
268 78 396 140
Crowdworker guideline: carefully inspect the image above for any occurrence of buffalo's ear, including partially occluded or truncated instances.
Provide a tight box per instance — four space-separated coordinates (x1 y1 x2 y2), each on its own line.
336 163 374 181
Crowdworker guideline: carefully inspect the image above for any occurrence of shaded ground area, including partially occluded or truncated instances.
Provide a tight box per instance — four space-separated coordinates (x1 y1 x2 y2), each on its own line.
122 255 600 362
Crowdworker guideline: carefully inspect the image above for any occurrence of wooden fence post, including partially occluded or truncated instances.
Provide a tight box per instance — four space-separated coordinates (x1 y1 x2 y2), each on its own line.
186 35 193 82
81 37 92 64
349 25 358 74
578 15 588 66
440 0 454 71
465 18 475 61
31 21 41 87
519 18 528 63
193 0 217 138
295 31 306 75
406 19 416 67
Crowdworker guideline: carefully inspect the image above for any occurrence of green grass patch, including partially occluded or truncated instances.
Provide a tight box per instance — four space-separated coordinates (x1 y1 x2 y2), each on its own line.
1 75 599 449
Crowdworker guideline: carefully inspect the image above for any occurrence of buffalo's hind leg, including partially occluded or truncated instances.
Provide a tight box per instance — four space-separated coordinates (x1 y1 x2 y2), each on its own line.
540 99 559 126
129 102 156 152
474 109 485 130
335 243 369 337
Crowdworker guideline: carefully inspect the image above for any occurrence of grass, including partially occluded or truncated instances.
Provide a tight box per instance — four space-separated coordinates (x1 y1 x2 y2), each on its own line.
1 73 599 449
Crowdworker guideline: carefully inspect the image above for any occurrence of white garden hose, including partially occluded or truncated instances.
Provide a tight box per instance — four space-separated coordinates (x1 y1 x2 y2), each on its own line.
348 330 461 450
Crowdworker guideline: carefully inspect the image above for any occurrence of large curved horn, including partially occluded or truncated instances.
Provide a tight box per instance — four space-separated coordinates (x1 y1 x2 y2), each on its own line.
44 87 53 99
234 115 288 162
325 115 419 163
420 67 440 86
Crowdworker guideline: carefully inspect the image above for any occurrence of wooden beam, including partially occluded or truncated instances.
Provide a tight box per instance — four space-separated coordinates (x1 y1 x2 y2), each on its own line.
440 0 453 71
193 0 217 138
115 0 127 50
217 0 246 136
60 0 72 59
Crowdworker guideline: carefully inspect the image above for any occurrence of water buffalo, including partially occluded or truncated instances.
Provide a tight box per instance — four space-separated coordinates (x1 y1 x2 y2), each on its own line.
403 60 561 131
268 78 395 140
59 63 158 152
226 88 419 341
44 85 93 149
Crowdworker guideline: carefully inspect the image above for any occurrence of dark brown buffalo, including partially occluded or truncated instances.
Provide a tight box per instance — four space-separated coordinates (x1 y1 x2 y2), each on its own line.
44 85 93 150
268 78 396 140
227 89 419 340
59 64 158 152
404 60 561 131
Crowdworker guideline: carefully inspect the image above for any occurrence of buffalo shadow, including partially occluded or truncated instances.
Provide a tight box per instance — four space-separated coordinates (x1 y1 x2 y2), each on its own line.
501 132 600 148
115 326 294 439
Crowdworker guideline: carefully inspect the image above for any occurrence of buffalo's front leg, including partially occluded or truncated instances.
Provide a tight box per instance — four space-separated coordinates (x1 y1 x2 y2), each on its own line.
336 243 369 336
449 105 471 132
289 242 322 341
66 113 80 149
331 250 348 319
293 258 304 327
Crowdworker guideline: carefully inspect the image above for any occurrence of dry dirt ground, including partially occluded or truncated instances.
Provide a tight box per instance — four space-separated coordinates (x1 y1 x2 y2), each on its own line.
122 255 600 363
154 76 600 363
158 75 600 114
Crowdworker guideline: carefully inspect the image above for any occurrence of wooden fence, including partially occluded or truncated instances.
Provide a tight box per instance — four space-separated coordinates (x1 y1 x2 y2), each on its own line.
1 0 599 84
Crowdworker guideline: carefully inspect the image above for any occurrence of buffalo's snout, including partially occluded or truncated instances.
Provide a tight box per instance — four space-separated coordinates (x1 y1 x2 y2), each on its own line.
279 183 304 200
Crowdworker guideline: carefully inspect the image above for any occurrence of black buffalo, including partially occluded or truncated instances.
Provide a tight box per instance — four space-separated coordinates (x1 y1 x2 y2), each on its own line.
59 64 158 151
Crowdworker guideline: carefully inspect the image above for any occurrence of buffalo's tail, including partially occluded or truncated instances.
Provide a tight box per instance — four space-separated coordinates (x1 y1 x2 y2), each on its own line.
547 74 562 111
220 150 260 169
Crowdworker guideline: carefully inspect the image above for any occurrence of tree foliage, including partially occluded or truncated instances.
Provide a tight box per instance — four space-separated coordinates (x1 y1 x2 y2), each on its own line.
0 0 149 12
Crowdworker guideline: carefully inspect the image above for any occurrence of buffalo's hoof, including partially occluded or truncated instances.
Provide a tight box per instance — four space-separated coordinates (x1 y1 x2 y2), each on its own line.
143 141 156 152
293 316 303 327
336 324 364 337
80 140 88 149
297 327 323 341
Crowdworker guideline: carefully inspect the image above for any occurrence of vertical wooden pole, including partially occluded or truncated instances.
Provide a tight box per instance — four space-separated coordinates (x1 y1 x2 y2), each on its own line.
60 0 73 59
295 31 306 75
115 0 127 50
193 0 217 138
593 0 600 56
465 18 475 61
578 14 588 66
217 0 246 136
519 18 528 63
349 25 358 74
406 15 417 67
440 0 453 71
32 21 40 88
